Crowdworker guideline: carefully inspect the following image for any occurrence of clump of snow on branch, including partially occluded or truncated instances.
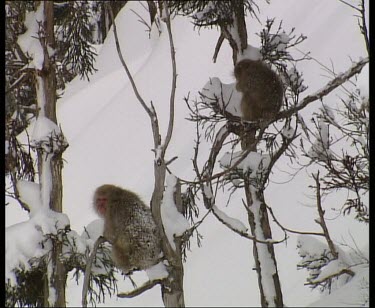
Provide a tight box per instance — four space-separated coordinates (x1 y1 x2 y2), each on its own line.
30 116 63 149
6 221 49 285
16 180 42 213
240 45 262 61
269 31 291 52
201 77 242 118
17 3 45 70
161 175 190 251
26 116 68 208
219 151 271 177
212 205 248 233
82 219 104 244
297 235 359 293
6 203 70 286
6 184 108 287
192 1 216 23
311 259 348 285
145 261 169 281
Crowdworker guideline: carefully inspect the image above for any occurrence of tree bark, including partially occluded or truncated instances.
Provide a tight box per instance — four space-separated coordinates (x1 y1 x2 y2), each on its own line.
244 183 283 307
107 1 185 304
151 163 185 307
227 2 284 304
36 2 67 306
147 0 158 25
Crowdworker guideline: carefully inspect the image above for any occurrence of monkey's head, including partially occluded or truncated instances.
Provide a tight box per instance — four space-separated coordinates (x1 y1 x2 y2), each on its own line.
93 184 122 217
234 59 260 91
234 59 254 79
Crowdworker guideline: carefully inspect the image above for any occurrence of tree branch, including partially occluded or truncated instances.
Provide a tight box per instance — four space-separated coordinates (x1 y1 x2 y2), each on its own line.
117 279 163 298
265 203 325 237
162 1 177 157
305 268 354 286
277 57 368 120
106 3 153 119
313 172 338 259
211 204 287 244
212 33 225 63
82 236 107 308
106 3 162 151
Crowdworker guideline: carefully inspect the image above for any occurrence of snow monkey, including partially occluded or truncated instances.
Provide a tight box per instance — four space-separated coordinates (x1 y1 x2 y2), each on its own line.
234 59 283 122
93 184 162 274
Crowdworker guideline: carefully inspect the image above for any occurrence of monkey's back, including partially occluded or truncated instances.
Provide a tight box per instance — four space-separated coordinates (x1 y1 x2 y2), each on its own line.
235 59 283 121
109 189 162 272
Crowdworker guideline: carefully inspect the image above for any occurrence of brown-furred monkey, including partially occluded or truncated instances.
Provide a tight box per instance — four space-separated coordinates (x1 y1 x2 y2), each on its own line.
234 59 283 122
93 184 162 274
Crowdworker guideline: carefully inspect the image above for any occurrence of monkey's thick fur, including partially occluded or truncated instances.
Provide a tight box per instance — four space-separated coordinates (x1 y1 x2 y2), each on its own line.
234 59 283 122
94 185 162 273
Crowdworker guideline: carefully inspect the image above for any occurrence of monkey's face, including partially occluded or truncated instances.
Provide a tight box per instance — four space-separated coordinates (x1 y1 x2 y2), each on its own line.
95 194 107 217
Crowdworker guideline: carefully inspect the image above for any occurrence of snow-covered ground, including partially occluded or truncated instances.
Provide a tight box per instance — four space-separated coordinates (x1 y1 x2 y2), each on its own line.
6 0 368 306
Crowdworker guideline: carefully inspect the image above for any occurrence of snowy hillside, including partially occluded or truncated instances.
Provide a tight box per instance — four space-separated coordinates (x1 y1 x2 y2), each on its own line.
6 0 368 307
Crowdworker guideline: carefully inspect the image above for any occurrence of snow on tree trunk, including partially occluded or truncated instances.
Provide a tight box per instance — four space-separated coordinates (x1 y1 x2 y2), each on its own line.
151 164 186 307
245 184 283 307
31 2 68 306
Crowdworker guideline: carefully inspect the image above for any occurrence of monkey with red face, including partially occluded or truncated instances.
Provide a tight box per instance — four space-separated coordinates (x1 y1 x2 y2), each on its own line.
93 184 162 274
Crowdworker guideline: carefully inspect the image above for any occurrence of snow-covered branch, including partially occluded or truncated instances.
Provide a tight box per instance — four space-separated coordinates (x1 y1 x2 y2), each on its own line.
161 175 190 251
117 279 164 298
278 57 369 120
305 267 354 287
